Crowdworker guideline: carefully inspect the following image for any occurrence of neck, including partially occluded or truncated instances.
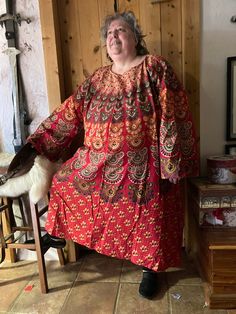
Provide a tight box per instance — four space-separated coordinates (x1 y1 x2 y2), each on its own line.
112 54 141 75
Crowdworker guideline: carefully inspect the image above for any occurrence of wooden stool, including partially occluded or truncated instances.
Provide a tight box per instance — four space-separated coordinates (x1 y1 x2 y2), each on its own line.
0 195 65 293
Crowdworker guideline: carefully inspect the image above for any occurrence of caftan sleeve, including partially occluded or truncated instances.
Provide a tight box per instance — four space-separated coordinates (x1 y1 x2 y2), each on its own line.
27 80 88 162
155 58 199 180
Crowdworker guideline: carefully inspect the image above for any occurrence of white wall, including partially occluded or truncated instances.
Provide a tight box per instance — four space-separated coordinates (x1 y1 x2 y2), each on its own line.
200 0 236 174
0 0 56 260
0 0 49 153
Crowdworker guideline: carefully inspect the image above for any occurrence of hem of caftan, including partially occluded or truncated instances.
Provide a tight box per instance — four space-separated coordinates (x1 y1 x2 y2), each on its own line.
46 228 182 272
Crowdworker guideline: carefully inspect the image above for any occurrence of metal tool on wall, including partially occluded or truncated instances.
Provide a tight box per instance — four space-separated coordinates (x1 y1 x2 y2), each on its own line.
0 0 31 153
231 15 236 23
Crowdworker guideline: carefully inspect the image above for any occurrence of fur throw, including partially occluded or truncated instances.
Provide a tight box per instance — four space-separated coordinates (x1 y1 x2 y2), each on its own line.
0 152 14 167
0 155 59 204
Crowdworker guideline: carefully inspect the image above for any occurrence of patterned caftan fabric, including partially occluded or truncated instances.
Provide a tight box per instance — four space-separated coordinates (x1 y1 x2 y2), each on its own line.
28 55 198 271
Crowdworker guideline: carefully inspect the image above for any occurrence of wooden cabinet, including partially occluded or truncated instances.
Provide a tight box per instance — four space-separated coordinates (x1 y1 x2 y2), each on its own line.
187 177 236 309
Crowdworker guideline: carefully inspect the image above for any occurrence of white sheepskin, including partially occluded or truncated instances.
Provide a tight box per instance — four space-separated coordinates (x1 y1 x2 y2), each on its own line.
0 152 15 167
0 155 59 204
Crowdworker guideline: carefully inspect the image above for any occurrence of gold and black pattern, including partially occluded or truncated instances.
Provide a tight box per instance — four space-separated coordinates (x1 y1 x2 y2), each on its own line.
112 102 124 123
79 164 98 180
125 118 145 149
108 138 124 152
127 147 148 165
71 147 88 170
103 152 124 184
106 151 124 167
100 184 123 203
127 148 149 184
128 182 155 204
103 166 124 184
89 151 105 165
177 120 193 140
55 164 73 182
128 164 149 184
72 177 95 195
150 145 160 172
143 116 158 142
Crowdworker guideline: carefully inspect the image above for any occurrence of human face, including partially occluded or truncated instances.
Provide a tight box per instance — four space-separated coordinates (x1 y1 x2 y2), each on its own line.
106 19 137 61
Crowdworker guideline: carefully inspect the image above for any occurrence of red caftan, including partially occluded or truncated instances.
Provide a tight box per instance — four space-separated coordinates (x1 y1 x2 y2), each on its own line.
28 55 198 271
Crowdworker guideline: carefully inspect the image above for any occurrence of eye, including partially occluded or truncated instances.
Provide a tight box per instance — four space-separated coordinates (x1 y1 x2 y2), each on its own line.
118 27 126 32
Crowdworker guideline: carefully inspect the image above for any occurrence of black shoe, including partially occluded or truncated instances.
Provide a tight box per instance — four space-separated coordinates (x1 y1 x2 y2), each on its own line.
42 233 66 248
24 233 66 250
139 269 159 299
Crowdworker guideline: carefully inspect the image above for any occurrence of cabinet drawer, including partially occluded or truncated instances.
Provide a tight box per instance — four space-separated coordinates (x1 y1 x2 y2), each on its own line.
212 250 236 270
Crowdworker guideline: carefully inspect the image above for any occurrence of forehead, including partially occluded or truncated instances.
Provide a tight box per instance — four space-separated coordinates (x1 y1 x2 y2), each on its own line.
108 19 131 30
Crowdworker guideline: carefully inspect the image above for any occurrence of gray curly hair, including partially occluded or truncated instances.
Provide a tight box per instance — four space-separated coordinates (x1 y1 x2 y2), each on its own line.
101 11 149 56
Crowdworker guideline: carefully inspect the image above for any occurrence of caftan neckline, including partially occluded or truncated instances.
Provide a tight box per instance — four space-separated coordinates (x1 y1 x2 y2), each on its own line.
109 55 148 77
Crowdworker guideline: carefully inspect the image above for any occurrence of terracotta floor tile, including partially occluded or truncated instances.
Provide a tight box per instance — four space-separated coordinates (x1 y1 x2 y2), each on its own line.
0 260 37 280
166 252 202 286
76 252 123 283
39 260 83 283
62 281 119 314
166 267 202 286
168 285 227 314
115 282 169 314
120 260 142 283
10 279 72 313
0 279 29 312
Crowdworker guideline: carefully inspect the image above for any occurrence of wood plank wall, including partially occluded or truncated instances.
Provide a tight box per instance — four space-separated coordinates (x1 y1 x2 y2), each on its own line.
38 0 65 106
39 0 200 137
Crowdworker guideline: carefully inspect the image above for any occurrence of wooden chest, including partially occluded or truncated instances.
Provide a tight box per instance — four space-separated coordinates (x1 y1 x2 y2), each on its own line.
187 177 236 309
197 230 236 309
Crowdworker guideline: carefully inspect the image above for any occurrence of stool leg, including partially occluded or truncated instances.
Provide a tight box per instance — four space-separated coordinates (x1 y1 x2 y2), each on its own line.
2 198 16 262
30 202 48 293
57 248 66 266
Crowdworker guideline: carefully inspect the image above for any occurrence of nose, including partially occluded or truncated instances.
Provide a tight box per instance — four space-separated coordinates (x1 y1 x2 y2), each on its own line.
107 29 119 38
113 29 118 38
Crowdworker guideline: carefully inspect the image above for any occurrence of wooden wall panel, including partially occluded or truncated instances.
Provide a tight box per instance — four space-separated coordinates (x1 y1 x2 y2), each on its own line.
117 0 140 18
58 0 103 95
161 0 183 80
139 0 161 56
38 0 64 111
98 0 114 66
77 1 102 80
57 0 84 97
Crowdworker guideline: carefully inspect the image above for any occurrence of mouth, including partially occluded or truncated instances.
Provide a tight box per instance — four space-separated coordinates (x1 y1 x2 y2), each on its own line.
110 40 121 47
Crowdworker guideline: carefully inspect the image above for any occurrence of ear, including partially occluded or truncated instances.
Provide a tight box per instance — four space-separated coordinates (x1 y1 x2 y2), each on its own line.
133 32 138 45
106 52 113 62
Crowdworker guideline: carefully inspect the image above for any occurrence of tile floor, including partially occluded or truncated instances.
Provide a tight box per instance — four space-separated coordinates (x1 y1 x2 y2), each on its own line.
0 248 235 314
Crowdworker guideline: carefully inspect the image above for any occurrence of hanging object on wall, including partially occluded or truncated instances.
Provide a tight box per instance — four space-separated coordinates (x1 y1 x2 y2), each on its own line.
0 1 31 153
231 15 236 23
114 0 118 13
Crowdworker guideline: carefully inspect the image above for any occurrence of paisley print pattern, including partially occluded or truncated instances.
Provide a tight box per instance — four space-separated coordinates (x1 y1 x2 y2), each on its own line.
28 55 198 271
